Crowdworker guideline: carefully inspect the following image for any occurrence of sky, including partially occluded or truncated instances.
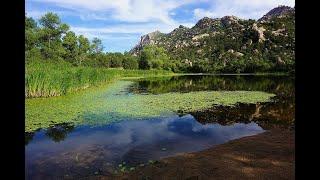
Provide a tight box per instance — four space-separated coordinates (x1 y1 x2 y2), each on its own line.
26 0 295 53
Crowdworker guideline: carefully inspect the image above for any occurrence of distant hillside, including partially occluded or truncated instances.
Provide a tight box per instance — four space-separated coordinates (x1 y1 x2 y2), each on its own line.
258 5 295 22
130 6 295 73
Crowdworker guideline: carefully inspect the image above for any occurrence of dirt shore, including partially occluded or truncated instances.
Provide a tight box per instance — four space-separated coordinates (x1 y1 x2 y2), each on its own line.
93 128 294 180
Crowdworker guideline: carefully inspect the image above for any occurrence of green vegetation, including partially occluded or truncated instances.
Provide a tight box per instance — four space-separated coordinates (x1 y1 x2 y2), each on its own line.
116 162 136 173
25 11 294 99
128 75 294 97
25 13 175 98
25 10 289 132
26 80 275 132
25 12 166 71
139 45 173 70
131 9 295 74
26 60 173 98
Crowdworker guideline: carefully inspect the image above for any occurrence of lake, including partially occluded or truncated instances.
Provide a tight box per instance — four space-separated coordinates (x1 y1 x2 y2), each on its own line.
25 75 295 179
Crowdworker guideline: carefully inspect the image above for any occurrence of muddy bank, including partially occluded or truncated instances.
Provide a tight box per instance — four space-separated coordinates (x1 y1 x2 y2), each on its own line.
93 129 294 180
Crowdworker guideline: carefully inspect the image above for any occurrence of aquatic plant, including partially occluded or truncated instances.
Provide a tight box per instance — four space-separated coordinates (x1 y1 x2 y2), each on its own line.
26 81 275 132
116 162 136 173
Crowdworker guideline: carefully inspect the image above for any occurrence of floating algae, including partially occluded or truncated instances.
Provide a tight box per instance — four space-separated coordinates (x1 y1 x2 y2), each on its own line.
25 81 275 132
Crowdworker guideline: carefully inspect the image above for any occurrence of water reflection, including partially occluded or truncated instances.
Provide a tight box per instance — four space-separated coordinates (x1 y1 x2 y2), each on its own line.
25 132 35 145
191 101 294 130
45 123 75 142
26 115 264 179
25 75 295 179
130 75 295 129
25 123 75 145
128 75 295 96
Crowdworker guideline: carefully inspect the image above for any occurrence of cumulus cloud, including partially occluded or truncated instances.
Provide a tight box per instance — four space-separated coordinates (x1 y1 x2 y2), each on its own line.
28 0 202 24
71 22 194 36
26 0 295 52
70 21 194 52
26 10 77 19
193 0 295 20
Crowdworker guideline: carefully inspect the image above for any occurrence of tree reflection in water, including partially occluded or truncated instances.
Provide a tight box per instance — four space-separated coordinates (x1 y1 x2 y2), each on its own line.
190 101 294 130
128 75 295 97
25 132 35 145
131 75 295 130
45 123 75 142
26 75 294 144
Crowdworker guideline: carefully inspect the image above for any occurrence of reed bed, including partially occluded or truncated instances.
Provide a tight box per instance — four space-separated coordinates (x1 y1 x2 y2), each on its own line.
25 60 173 98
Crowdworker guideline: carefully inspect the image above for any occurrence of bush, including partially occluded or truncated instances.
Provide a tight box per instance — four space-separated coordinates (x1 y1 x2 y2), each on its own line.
138 45 170 70
122 56 138 69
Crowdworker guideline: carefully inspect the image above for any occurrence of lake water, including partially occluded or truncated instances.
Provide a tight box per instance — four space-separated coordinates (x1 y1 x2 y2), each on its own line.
25 75 295 179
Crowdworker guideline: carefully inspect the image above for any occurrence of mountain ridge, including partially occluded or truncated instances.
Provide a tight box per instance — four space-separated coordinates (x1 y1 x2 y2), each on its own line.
130 5 295 73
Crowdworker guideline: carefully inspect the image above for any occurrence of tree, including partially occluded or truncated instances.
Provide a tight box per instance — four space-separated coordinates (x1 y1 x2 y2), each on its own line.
122 55 138 69
62 31 78 63
26 16 37 29
139 45 170 69
77 35 90 65
91 37 103 54
25 16 39 52
109 53 123 68
38 12 69 59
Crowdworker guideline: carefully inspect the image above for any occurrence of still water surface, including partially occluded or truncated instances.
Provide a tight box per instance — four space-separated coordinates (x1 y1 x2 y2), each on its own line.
25 75 295 179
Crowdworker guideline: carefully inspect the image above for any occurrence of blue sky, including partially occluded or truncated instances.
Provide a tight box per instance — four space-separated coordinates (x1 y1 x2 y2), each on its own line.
26 0 295 53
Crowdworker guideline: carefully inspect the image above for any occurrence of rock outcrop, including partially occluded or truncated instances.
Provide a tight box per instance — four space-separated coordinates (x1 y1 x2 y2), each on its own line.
130 30 163 55
193 17 221 30
129 5 295 71
259 5 295 22
221 16 240 27
252 23 266 42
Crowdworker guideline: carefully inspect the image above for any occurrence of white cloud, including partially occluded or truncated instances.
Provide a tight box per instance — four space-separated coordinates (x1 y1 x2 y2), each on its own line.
194 8 215 20
26 10 77 19
28 0 201 24
69 20 195 52
26 0 295 52
26 0 196 52
193 0 295 20
71 22 194 37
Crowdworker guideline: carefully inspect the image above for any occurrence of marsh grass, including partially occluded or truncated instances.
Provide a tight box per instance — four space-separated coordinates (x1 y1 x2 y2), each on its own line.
26 60 173 98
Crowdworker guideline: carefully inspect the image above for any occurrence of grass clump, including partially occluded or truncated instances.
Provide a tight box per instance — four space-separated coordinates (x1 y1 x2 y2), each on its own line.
26 60 173 98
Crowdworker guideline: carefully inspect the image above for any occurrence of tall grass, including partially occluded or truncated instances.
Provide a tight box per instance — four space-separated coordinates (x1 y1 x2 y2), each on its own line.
26 60 173 98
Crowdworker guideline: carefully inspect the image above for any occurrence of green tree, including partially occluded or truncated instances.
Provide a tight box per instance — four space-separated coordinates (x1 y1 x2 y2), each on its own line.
25 16 39 54
91 37 103 54
62 31 78 63
38 12 69 59
139 45 170 69
109 53 123 68
77 35 90 65
122 55 138 69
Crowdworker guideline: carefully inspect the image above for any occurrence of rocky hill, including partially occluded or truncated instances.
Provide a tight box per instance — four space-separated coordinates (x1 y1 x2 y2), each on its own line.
130 6 295 73
258 5 295 22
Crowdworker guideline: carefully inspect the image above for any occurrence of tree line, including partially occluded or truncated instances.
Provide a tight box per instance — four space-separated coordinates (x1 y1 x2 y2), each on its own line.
26 12 174 71
26 12 294 73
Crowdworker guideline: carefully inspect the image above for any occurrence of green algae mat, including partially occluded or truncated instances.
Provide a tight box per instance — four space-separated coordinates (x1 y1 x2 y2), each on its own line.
25 81 275 132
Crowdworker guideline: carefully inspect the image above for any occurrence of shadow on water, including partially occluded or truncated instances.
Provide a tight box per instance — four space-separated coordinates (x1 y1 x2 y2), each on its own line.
25 75 295 179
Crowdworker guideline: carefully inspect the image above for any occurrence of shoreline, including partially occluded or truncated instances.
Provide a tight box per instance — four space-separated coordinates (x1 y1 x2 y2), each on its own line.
26 72 293 99
107 128 295 179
